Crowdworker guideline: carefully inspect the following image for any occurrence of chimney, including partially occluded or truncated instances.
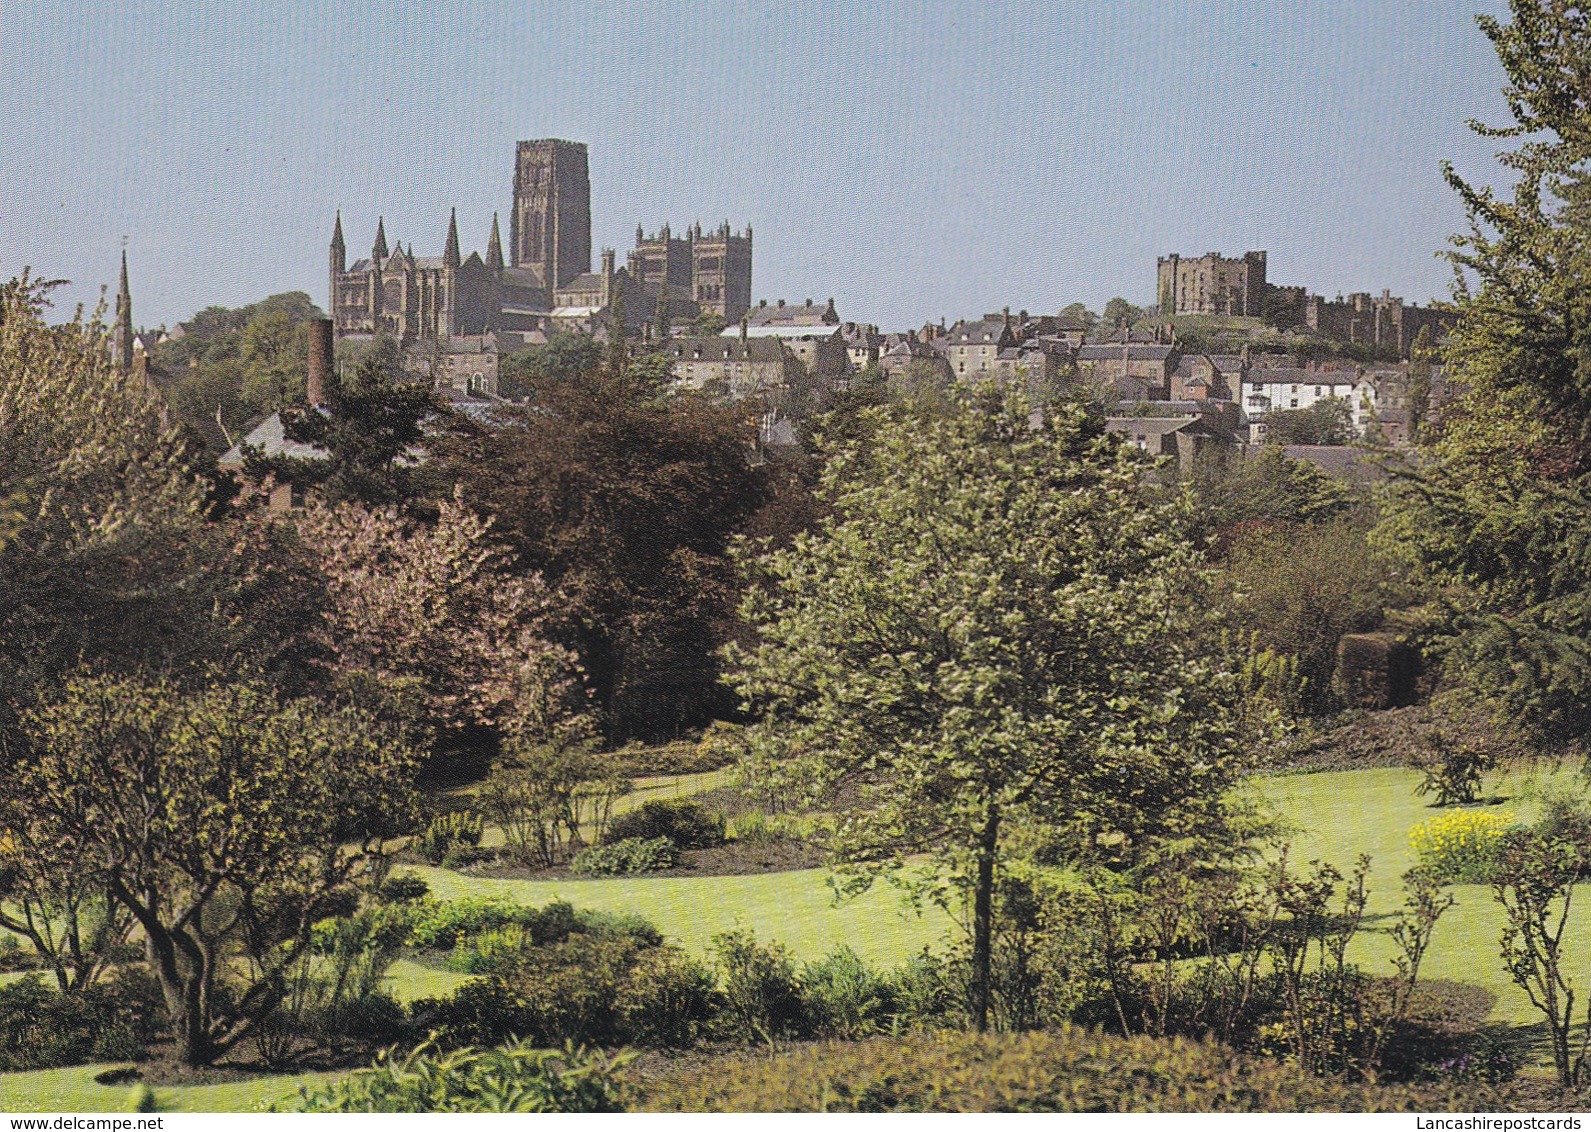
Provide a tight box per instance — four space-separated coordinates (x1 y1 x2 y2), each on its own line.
306 317 335 407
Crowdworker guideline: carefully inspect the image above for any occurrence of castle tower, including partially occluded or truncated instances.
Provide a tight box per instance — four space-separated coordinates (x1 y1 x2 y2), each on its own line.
114 249 133 374
509 139 591 291
486 212 503 272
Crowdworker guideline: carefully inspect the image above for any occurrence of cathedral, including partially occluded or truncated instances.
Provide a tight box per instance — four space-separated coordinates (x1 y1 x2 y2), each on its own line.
326 139 753 351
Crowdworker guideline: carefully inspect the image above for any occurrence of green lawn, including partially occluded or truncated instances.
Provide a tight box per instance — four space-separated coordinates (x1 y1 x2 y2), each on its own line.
0 1064 329 1113
404 863 957 971
1253 761 1590 1027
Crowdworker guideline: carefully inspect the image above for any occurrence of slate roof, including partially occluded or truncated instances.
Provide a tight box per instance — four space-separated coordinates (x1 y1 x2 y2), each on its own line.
672 337 788 363
1077 343 1174 362
945 319 1010 346
746 299 838 327
218 410 330 470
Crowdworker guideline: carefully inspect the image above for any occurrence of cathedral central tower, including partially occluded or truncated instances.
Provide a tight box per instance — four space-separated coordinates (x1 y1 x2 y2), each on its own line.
509 139 591 292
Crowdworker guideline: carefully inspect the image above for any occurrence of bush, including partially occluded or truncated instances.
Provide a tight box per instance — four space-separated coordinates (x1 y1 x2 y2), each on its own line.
713 929 807 1042
632 1028 1501 1112
406 898 535 950
0 974 162 1071
616 946 719 1048
313 991 410 1046
421 935 647 1049
377 872 431 904
417 811 484 865
801 947 895 1040
1409 810 1515 883
1412 731 1494 806
571 836 675 876
294 1039 629 1113
606 799 725 850
889 950 965 1031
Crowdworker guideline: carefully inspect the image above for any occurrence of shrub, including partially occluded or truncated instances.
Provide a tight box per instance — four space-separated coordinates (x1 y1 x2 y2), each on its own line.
313 991 409 1046
1412 731 1494 806
713 929 807 1041
407 898 533 951
1410 810 1515 883
632 1028 1500 1112
294 1039 629 1113
801 946 895 1040
421 935 649 1049
377 872 431 904
417 811 484 865
571 836 675 876
616 946 719 1048
606 799 725 850
0 974 160 1071
889 949 965 1031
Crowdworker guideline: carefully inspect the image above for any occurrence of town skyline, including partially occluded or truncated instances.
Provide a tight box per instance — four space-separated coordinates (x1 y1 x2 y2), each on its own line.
5 0 1512 331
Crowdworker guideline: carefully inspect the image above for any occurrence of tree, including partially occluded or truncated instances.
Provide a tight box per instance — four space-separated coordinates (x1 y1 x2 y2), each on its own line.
1406 325 1437 442
726 386 1271 1030
498 333 604 400
1192 444 1353 537
292 493 582 750
1263 397 1356 446
156 292 322 445
1374 1 1591 752
255 352 434 508
1101 297 1139 334
7 673 418 1065
437 366 772 740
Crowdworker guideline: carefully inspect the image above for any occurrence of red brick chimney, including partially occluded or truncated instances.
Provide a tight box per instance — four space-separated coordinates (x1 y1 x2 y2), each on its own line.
307 317 334 407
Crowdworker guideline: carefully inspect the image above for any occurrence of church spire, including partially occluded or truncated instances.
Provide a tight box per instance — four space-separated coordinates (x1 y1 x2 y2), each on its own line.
330 210 345 273
372 216 388 263
115 248 133 374
444 208 461 269
486 212 503 272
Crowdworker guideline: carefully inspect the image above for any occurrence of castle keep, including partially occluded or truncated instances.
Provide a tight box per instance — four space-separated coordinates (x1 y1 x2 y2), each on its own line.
327 140 752 348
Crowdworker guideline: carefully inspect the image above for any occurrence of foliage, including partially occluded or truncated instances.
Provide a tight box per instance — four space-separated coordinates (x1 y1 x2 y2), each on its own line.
497 333 603 401
0 275 281 710
633 1028 1497 1112
1412 729 1497 806
153 292 322 444
255 352 434 508
605 798 725 851
0 972 165 1072
1222 519 1398 716
417 811 484 866
614 945 719 1048
294 1039 629 1113
1194 444 1353 535
726 385 1276 1030
1372 1 1591 754
571 837 676 876
800 945 896 1040
478 737 628 867
1410 810 1515 884
1263 397 1356 446
1490 827 1590 1087
712 928 807 1042
436 362 773 740
7 673 419 1066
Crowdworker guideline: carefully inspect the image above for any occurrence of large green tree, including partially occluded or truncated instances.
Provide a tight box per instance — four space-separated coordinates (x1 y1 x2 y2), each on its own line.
5 673 418 1066
1374 1 1591 751
437 365 772 740
726 386 1270 1030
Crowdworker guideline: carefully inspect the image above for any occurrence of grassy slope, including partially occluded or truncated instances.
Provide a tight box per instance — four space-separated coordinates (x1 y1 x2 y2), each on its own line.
1253 761 1591 1026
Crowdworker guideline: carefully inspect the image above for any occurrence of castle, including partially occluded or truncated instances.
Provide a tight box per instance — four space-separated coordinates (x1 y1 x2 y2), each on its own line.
327 139 752 350
1156 249 1449 356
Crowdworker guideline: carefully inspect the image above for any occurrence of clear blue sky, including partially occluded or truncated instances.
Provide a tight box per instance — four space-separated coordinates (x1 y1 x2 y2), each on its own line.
1 0 1511 332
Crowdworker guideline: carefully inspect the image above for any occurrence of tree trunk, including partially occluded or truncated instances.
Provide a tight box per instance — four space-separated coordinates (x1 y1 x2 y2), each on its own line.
971 805 1000 1033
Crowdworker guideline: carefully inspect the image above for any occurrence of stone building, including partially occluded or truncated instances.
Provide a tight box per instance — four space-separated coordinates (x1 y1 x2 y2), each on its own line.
627 222 753 325
329 210 497 341
1303 289 1450 357
943 316 1017 381
668 334 798 398
1075 342 1176 400
1157 250 1268 317
510 139 591 297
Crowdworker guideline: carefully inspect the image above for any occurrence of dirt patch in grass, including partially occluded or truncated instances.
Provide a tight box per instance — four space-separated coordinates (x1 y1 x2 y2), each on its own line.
1269 704 1533 775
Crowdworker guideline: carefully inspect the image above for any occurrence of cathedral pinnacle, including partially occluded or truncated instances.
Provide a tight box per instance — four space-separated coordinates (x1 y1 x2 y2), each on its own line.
444 208 461 269
372 216 388 263
115 248 133 374
487 212 504 272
